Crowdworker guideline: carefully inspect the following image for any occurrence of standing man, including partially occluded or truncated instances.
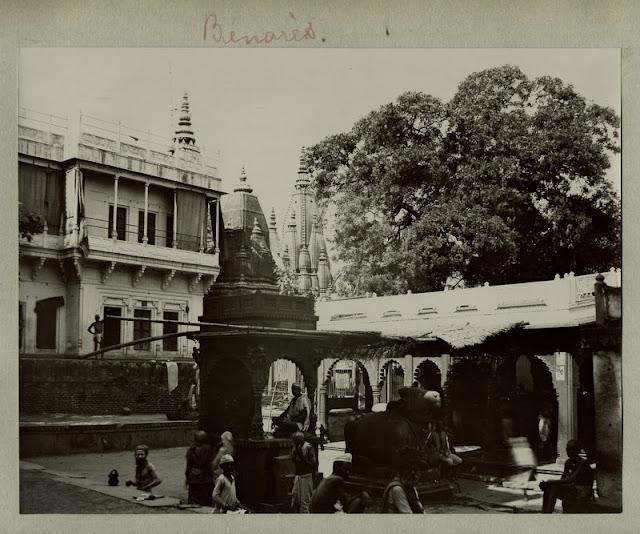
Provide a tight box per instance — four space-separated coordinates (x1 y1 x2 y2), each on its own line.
273 384 310 436
125 444 162 492
185 430 214 506
87 314 104 353
310 453 370 513
291 431 317 513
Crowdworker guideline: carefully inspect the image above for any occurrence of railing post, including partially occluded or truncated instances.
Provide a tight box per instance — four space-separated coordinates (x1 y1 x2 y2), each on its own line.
143 181 149 244
112 175 119 241
173 189 178 248
215 198 220 253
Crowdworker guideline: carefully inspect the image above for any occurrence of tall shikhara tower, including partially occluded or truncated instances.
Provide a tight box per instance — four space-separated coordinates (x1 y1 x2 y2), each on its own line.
269 148 333 297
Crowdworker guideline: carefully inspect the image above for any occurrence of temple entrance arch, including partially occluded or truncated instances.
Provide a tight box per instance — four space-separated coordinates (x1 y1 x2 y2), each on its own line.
496 354 559 461
264 358 307 433
414 359 443 393
379 360 404 404
324 358 373 413
446 358 491 446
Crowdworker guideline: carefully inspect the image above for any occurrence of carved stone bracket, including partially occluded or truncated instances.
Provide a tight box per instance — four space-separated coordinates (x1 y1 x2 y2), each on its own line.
188 272 203 293
31 257 46 280
102 261 117 284
162 269 177 290
58 259 67 283
203 274 217 295
122 297 134 312
132 265 147 287
72 257 82 280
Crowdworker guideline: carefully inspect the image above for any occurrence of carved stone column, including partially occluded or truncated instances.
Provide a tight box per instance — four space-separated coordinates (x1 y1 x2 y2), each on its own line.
371 385 381 405
246 346 272 439
318 384 328 427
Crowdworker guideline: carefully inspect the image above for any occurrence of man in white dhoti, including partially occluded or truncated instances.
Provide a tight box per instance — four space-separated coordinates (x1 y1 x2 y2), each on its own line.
290 431 317 513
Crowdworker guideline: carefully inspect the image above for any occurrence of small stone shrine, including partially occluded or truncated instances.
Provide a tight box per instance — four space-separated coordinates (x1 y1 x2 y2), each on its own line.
192 166 374 510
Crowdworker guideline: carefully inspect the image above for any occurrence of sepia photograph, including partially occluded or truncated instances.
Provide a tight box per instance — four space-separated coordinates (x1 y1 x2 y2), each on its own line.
17 47 621 516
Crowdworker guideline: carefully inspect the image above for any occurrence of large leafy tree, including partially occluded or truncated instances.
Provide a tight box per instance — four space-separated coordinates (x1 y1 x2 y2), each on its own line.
307 66 620 295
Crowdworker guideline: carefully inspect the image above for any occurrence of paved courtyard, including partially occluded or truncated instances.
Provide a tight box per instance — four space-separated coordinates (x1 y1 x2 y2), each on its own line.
20 441 562 514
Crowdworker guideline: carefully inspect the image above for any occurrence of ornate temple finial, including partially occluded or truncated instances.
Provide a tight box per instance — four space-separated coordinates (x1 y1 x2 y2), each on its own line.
171 92 200 154
295 146 311 189
234 165 253 193
298 146 307 173
269 207 277 229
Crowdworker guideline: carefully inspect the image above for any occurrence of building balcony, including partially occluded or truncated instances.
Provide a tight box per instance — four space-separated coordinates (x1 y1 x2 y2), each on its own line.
20 223 220 289
83 234 219 276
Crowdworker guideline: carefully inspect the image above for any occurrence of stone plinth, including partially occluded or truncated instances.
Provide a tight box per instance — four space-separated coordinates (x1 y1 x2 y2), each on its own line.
234 438 294 511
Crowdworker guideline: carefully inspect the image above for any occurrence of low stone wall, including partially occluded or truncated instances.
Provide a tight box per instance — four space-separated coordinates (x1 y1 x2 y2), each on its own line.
20 420 198 458
20 358 197 416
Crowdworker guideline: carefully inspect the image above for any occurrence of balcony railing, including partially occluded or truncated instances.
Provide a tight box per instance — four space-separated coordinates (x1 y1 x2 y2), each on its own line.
75 113 221 190
82 217 218 273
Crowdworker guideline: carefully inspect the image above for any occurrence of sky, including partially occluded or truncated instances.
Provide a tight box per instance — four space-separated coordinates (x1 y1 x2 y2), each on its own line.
19 48 621 235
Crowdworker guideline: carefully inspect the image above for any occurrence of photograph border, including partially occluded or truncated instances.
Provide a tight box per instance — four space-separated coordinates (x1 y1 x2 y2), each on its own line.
1 1 638 533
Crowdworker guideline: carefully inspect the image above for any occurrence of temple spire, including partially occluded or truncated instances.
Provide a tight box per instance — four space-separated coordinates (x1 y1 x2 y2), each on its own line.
234 165 254 193
170 92 200 154
295 146 311 189
268 207 283 269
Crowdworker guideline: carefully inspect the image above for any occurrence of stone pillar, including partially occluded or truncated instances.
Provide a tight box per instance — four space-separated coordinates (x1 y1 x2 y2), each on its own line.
172 189 178 248
143 181 149 244
112 175 119 241
371 385 381 405
554 351 577 463
215 198 220 253
404 354 414 387
318 384 327 427
199 216 205 253
593 349 622 510
248 351 272 439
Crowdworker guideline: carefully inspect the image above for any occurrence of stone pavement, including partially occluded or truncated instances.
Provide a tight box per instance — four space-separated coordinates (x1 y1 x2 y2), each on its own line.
20 440 564 513
20 469 191 514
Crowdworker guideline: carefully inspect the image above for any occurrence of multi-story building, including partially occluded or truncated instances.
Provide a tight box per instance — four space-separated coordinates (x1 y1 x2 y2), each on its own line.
18 94 223 359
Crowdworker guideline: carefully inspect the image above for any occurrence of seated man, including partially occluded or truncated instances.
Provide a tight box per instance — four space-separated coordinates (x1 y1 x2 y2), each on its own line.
272 384 310 437
310 453 371 513
126 444 162 492
382 461 425 514
539 440 594 513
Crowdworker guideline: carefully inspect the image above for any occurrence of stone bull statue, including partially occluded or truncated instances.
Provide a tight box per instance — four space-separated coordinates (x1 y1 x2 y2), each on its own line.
344 387 442 472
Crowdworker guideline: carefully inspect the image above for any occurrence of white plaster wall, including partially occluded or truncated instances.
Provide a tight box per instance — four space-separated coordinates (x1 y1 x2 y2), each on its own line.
19 261 68 354
80 262 204 359
19 258 204 359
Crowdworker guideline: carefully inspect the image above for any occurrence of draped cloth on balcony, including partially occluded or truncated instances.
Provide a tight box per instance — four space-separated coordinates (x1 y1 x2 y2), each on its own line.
19 163 64 235
176 189 206 251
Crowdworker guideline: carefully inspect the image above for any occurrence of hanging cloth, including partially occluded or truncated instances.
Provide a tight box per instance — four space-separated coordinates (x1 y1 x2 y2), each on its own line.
166 361 179 393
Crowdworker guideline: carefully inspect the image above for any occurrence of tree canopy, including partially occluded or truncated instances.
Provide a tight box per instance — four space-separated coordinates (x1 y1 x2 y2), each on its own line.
306 66 620 296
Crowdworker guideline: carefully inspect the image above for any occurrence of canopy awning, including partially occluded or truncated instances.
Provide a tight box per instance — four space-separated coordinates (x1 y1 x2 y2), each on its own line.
412 319 529 349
